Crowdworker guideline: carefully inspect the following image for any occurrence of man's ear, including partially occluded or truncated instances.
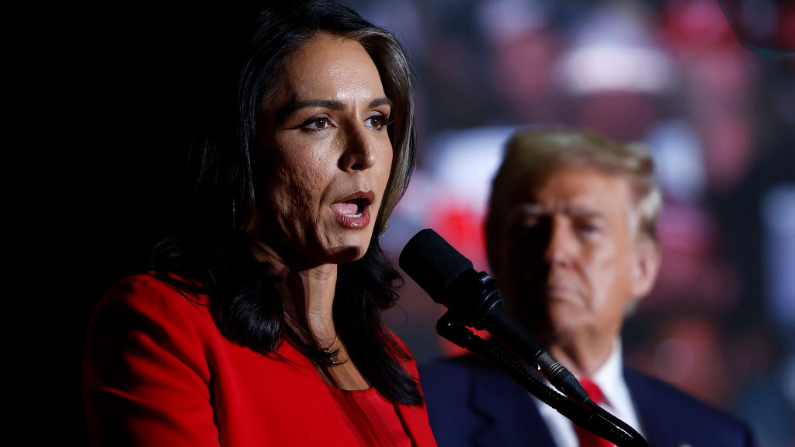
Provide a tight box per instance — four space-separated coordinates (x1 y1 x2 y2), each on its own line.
630 236 662 300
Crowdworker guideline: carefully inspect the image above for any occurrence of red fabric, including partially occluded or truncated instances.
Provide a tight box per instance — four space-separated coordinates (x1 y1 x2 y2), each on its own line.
327 386 413 446
574 379 615 447
82 273 438 447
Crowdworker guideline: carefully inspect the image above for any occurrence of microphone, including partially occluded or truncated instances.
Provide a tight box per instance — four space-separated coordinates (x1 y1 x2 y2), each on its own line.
398 228 589 403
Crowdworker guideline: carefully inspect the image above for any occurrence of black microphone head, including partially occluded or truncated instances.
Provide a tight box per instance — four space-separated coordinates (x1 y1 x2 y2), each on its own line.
398 229 474 303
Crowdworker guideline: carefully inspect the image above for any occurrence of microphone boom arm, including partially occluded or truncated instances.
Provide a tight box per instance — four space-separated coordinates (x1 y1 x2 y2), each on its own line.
398 229 648 446
436 312 649 447
441 269 590 404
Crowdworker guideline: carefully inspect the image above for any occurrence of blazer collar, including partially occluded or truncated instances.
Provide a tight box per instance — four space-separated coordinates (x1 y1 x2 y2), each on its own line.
458 361 684 447
396 401 439 447
623 367 673 447
468 361 557 447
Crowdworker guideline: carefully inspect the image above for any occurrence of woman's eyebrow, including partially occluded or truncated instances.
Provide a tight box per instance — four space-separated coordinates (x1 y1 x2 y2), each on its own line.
369 97 392 108
280 99 345 119
277 97 392 122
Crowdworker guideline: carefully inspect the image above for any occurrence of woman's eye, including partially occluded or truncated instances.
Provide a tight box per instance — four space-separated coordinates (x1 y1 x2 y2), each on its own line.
301 117 331 130
365 115 391 129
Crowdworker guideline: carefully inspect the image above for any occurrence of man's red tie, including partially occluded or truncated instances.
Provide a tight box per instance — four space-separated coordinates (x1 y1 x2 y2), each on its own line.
573 379 615 447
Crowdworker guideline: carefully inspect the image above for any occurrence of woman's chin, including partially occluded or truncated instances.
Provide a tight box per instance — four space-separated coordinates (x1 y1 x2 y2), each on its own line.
297 236 372 268
326 245 368 265
324 234 374 263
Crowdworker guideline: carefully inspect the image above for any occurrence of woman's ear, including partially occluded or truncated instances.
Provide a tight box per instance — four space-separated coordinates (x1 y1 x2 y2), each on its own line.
630 236 662 300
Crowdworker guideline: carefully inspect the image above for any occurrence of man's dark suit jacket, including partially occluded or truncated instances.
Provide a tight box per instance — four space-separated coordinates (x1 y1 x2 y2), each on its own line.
419 354 757 447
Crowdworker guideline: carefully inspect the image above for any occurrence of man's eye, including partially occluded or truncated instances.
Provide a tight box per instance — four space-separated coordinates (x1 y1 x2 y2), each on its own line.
577 223 601 234
513 221 539 240
519 217 540 229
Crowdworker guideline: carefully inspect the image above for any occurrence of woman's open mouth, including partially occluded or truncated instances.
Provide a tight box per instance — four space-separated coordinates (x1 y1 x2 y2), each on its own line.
330 191 375 228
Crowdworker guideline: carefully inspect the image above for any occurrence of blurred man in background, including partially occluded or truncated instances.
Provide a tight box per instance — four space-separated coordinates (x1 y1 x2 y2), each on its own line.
419 128 757 447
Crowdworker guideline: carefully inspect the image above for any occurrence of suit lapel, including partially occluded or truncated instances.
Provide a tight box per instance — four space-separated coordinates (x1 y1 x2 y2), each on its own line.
624 367 674 447
468 364 558 447
395 401 438 447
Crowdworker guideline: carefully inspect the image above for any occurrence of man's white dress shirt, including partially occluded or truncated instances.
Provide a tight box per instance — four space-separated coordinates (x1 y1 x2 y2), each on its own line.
532 340 645 447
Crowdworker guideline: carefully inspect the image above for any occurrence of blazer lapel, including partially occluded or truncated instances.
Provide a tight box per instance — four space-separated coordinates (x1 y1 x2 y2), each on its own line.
395 401 438 447
468 365 557 447
624 367 674 447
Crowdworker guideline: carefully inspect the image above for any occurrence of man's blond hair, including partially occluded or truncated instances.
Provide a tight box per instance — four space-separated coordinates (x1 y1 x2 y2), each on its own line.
486 127 662 271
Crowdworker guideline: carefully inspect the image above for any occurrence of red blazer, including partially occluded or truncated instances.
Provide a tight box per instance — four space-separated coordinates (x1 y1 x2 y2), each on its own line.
82 273 438 447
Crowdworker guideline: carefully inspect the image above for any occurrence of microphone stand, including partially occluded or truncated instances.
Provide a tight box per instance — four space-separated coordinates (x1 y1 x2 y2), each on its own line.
436 312 649 447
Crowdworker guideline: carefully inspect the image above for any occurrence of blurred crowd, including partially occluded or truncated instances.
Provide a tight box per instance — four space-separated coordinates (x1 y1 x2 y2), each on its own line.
340 0 795 446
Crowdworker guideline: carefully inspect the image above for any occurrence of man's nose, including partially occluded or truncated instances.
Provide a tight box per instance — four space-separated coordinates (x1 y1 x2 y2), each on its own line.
543 217 575 267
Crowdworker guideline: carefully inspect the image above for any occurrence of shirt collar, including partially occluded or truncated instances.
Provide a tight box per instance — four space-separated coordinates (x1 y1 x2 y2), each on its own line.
589 338 624 407
583 338 641 434
532 338 645 445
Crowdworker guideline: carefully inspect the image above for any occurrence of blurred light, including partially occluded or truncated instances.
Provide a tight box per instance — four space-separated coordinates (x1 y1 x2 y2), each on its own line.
423 126 518 214
646 120 707 202
654 338 696 381
657 203 714 252
664 0 736 50
558 4 676 94
478 0 549 44
387 126 518 264
558 44 675 94
761 184 795 330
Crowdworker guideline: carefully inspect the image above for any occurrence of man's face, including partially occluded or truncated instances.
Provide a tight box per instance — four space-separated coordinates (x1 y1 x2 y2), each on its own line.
492 168 649 346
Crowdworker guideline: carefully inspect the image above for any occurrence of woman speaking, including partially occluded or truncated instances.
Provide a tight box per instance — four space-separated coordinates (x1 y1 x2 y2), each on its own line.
81 1 437 446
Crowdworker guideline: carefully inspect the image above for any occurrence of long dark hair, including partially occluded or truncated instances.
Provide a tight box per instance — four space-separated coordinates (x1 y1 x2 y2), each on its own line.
152 1 420 405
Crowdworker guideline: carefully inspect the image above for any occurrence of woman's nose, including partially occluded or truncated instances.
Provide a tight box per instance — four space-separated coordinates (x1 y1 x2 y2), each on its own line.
339 126 377 172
